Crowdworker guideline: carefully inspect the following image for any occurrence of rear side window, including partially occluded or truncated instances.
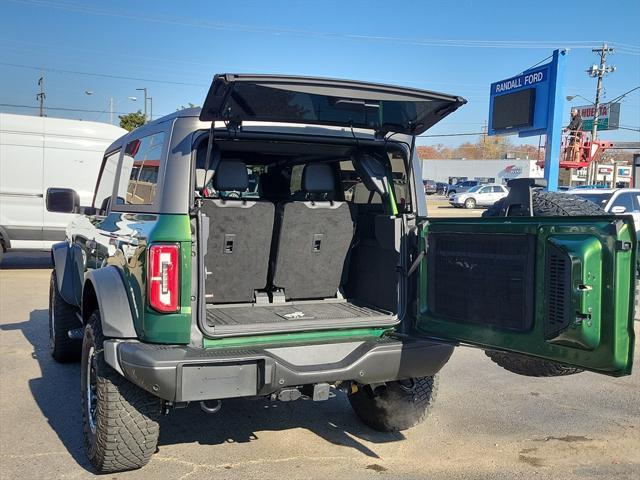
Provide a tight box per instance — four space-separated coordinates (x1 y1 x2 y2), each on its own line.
117 132 165 205
340 154 410 212
92 150 121 213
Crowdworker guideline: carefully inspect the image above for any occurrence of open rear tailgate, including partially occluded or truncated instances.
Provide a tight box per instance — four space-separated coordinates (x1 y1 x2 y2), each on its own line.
200 74 466 136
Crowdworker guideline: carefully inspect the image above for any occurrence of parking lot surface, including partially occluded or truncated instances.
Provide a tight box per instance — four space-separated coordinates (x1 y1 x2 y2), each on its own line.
426 195 485 217
1 254 638 480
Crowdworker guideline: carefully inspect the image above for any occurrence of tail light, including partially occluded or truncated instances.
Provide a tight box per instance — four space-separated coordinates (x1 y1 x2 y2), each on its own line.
147 244 180 313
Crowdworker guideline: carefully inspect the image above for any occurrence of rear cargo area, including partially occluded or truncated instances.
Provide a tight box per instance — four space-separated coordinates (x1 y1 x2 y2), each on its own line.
195 135 406 338
206 300 394 337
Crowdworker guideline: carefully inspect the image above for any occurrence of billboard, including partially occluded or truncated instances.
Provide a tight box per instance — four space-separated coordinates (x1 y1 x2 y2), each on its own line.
575 102 621 131
489 66 550 137
488 49 567 191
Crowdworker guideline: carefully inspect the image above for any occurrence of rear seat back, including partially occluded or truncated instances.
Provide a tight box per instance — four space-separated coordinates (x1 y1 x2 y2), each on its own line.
202 160 275 303
273 163 355 300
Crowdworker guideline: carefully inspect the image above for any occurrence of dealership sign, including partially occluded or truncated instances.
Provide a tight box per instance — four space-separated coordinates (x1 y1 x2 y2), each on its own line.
498 164 526 179
576 102 620 131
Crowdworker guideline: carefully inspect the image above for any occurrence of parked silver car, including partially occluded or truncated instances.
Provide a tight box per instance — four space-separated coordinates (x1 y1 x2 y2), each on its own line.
449 183 509 209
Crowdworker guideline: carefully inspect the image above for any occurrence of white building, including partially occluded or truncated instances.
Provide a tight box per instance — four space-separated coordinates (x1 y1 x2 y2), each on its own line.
421 158 544 185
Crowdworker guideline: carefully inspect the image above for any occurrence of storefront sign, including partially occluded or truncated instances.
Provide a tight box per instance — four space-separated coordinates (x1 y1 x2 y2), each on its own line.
576 102 620 131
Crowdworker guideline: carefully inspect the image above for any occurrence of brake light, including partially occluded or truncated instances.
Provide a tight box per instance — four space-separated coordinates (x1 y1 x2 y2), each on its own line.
147 244 180 313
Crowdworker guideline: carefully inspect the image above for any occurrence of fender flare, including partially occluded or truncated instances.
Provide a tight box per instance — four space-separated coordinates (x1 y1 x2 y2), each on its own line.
83 266 138 338
51 242 83 306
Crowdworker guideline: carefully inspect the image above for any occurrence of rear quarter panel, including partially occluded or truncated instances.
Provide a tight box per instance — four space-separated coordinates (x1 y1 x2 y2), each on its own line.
101 213 192 343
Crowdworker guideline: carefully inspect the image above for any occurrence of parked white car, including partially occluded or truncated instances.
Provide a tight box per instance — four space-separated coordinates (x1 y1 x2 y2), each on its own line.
0 113 126 260
566 188 640 232
449 183 509 209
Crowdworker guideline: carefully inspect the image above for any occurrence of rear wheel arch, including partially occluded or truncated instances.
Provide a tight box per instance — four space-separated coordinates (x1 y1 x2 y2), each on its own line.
83 267 138 338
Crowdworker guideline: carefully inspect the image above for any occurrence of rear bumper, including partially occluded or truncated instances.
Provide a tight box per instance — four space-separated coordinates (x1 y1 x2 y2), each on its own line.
104 336 454 402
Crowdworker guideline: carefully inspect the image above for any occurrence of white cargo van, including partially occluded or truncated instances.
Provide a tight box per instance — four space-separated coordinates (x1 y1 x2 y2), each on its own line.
0 113 126 260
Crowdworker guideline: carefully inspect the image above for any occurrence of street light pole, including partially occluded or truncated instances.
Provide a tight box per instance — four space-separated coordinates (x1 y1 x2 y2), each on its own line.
85 91 136 124
148 97 153 121
136 87 148 122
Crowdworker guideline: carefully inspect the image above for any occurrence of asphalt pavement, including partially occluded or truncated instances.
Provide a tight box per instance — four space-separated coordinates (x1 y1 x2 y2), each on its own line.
0 254 638 480
426 195 486 217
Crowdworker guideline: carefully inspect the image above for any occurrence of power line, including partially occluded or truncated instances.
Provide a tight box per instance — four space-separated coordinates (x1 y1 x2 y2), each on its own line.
0 103 142 115
7 0 622 51
523 54 553 73
0 62 207 87
418 132 484 138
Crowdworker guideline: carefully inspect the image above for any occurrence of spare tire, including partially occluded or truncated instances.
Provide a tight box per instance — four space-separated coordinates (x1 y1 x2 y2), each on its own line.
482 190 605 377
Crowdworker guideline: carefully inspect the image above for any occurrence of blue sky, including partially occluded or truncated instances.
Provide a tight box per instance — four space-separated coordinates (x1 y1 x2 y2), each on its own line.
1 0 638 147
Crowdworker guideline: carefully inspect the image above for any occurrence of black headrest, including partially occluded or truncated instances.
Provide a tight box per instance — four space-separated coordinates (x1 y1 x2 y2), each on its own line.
214 160 248 191
302 163 335 193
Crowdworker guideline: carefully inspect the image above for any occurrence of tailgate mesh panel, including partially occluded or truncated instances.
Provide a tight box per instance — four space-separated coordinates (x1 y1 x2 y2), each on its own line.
427 232 535 331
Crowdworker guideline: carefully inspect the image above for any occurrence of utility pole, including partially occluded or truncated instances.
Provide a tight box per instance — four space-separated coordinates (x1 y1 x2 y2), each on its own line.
149 97 153 121
481 120 487 159
586 43 615 184
37 74 45 117
109 97 114 125
136 88 148 122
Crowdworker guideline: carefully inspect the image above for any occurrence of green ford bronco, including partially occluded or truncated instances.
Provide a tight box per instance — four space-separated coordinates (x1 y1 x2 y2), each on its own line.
46 74 636 473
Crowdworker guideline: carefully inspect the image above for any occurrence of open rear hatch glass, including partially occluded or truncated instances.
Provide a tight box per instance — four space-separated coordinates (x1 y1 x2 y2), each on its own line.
200 74 466 135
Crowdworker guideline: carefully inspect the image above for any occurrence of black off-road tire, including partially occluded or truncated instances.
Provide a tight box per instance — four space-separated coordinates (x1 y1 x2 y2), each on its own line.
482 190 606 377
49 270 82 362
482 189 606 218
484 350 583 377
348 376 438 432
81 311 161 473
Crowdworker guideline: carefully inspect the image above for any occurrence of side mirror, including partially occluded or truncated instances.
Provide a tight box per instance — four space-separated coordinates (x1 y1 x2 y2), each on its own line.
46 188 80 213
611 206 627 214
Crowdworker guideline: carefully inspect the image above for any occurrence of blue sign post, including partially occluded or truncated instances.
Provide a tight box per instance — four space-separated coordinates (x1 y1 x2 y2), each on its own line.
488 49 567 191
542 49 567 191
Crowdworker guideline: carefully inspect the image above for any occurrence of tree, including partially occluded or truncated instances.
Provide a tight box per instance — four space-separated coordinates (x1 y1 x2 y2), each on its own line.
177 102 200 111
416 145 441 159
453 142 483 159
119 110 146 131
481 135 512 159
